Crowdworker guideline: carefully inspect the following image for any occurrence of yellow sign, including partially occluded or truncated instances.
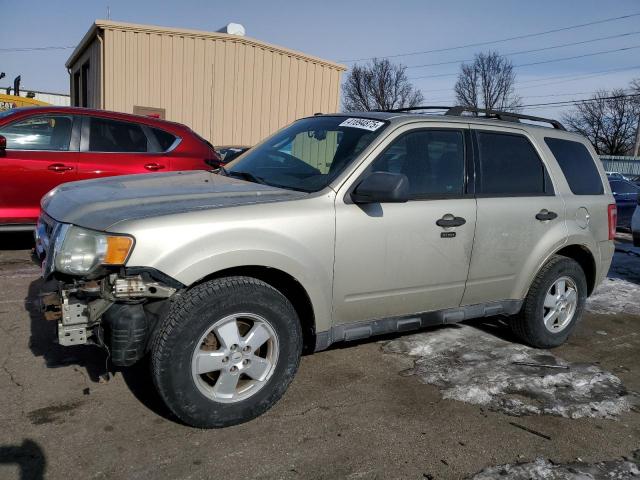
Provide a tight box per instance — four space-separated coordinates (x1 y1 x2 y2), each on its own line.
0 94 49 111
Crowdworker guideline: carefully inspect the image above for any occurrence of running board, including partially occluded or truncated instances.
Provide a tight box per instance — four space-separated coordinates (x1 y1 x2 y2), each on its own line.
314 300 522 351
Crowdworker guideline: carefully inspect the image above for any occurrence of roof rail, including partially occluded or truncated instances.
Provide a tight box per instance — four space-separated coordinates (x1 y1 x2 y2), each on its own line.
374 105 566 130
445 106 566 130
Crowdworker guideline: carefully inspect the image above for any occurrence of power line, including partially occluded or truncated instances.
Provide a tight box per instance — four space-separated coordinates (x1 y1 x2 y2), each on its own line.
406 31 640 69
417 65 640 94
520 92 639 108
410 45 640 80
340 12 640 63
429 87 634 104
0 45 75 53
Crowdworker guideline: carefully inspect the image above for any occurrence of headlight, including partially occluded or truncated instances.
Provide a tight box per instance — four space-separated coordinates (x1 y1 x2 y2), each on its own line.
54 226 134 275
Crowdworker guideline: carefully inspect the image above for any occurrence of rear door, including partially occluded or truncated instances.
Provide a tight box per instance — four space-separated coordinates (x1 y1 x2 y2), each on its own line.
0 113 79 224
75 116 171 179
461 127 566 305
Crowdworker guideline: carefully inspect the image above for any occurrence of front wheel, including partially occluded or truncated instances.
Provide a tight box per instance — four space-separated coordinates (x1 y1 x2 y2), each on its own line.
151 276 302 428
510 255 587 348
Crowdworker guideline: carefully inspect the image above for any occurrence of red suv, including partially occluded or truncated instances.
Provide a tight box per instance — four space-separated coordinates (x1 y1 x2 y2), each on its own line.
0 107 220 231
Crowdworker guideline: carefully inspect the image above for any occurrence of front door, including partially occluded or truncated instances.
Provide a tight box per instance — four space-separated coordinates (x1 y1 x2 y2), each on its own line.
0 113 78 224
333 125 477 324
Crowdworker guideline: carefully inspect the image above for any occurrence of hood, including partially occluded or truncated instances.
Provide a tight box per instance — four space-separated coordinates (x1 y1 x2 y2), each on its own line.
41 170 308 231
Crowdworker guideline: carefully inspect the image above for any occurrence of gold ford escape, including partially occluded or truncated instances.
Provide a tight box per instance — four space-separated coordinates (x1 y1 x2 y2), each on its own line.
35 106 616 428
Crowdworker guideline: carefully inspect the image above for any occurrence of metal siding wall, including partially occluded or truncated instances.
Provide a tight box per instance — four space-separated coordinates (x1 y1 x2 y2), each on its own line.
99 27 343 146
600 156 640 176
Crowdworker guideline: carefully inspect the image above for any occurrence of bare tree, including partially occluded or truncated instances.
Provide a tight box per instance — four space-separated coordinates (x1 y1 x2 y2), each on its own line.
454 51 521 111
342 58 424 111
562 89 639 156
631 78 640 156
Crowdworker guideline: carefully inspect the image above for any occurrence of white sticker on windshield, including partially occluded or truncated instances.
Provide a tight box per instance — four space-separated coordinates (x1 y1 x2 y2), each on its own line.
339 117 385 131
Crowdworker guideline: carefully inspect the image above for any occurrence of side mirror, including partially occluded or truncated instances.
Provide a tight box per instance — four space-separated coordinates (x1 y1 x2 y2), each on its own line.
351 171 409 204
0 135 5 157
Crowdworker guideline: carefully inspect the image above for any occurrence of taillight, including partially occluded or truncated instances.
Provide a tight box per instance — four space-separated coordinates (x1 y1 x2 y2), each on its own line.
608 204 617 240
205 158 224 169
204 151 223 169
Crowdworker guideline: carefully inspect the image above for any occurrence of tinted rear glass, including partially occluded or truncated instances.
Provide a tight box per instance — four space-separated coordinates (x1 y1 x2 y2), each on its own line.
609 180 638 194
89 117 148 152
544 137 604 195
476 131 550 195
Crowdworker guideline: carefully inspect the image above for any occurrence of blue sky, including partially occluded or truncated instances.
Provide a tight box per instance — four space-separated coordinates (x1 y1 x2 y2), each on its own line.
2 0 640 118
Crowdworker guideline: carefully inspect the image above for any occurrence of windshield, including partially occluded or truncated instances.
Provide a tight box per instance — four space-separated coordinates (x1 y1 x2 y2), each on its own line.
223 116 388 192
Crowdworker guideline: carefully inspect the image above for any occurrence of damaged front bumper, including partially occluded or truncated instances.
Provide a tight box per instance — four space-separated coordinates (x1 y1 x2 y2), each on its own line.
41 274 178 365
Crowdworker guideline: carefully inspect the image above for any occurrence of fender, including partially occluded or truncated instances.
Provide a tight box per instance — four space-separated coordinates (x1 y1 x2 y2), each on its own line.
119 198 336 333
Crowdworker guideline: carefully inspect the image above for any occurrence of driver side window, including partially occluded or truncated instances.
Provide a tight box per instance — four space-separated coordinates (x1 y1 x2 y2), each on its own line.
370 129 466 198
0 115 74 151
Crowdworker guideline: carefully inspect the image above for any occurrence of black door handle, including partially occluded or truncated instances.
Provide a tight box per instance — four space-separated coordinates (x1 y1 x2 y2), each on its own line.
535 209 558 221
436 214 466 228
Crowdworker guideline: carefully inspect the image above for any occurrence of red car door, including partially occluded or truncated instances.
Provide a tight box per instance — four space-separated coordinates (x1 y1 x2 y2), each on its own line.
0 113 79 225
75 116 172 180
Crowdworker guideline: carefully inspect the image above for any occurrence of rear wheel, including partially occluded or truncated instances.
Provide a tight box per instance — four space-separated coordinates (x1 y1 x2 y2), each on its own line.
151 276 302 428
510 255 587 348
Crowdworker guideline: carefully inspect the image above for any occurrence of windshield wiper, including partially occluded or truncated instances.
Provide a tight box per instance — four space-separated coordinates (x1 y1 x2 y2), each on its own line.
226 170 267 185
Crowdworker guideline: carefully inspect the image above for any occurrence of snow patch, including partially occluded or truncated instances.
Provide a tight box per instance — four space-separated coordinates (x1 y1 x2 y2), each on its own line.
471 455 640 480
586 277 640 316
383 325 636 418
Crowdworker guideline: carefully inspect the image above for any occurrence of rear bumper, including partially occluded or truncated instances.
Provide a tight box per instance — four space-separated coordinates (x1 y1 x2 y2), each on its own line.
596 239 615 289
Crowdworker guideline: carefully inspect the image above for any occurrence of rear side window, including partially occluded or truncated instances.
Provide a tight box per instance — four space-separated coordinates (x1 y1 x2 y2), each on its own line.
151 127 178 151
89 117 148 153
476 131 551 196
544 137 604 195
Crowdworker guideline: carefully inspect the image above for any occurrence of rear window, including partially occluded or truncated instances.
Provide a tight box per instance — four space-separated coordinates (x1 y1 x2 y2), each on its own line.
151 127 178 151
476 131 552 196
544 137 604 195
89 117 148 153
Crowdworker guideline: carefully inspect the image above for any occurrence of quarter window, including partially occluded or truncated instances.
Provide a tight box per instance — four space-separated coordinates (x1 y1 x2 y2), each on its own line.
370 129 465 197
476 131 551 196
0 115 73 151
544 137 604 195
151 128 178 152
89 117 148 153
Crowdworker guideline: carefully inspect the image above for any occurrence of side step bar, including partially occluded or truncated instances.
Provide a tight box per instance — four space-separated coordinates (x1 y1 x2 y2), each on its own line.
314 300 522 351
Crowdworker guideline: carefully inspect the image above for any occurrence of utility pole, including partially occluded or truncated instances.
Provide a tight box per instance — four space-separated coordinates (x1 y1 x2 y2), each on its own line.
635 120 640 157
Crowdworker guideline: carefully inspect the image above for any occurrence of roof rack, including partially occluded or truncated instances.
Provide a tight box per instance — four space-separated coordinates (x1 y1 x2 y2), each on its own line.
445 106 566 130
377 105 566 130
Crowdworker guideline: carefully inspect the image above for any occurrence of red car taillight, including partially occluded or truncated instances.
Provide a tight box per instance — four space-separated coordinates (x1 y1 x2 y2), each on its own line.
608 204 617 240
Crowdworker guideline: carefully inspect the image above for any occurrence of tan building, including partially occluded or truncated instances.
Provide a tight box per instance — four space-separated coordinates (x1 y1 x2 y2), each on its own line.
66 20 346 146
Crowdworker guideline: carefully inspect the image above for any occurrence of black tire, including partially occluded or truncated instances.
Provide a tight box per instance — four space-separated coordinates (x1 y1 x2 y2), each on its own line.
510 255 587 348
151 276 302 428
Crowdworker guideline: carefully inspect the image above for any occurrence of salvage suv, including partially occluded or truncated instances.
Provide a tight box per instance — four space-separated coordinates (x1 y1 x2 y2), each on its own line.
35 106 615 428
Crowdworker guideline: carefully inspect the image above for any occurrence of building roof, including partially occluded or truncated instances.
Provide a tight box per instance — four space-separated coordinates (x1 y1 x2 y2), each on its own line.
66 20 347 71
